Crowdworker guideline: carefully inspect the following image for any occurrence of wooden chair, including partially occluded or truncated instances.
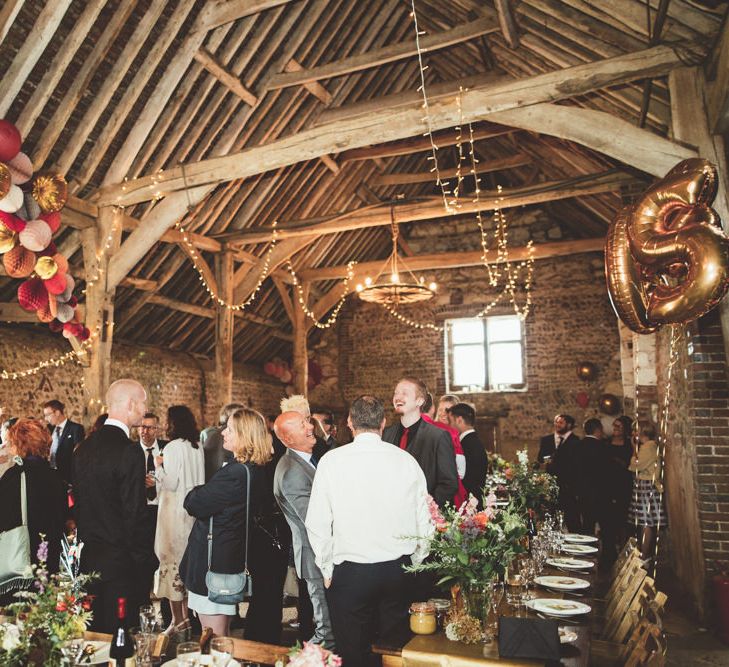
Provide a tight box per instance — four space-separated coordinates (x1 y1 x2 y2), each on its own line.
603 563 648 640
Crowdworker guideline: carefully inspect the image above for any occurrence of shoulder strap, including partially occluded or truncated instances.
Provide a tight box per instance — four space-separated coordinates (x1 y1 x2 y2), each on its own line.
207 463 252 573
19 463 27 527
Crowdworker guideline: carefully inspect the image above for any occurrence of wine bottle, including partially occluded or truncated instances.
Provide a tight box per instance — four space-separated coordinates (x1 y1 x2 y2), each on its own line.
109 597 135 667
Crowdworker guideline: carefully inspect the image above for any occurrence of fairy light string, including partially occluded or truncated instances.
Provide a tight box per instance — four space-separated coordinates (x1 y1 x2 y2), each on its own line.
286 260 356 329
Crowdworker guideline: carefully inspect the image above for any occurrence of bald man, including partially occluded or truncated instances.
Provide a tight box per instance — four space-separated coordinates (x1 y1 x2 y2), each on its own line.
273 412 334 649
73 379 152 632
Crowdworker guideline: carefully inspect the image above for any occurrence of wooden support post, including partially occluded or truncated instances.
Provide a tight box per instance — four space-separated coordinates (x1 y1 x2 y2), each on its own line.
80 207 121 424
668 67 729 368
292 281 310 396
215 250 235 409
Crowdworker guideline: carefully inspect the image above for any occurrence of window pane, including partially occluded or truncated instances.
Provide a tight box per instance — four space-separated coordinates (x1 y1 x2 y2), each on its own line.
450 318 484 344
453 344 485 387
488 342 523 387
487 315 521 342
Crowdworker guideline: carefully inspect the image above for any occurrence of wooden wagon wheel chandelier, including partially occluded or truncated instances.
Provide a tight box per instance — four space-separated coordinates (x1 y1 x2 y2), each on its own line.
356 206 437 305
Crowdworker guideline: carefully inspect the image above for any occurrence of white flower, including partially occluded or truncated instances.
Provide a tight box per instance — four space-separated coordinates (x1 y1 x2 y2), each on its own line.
517 449 528 466
1 623 21 651
445 622 459 641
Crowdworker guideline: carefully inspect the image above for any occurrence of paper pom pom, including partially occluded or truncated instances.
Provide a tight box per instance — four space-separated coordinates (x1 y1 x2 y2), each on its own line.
35 255 58 280
49 319 63 333
3 244 35 277
0 222 15 253
52 253 69 274
0 184 24 213
7 152 33 185
0 121 21 162
37 242 58 257
36 306 53 323
56 302 74 323
44 270 67 295
66 295 78 308
32 173 67 213
19 219 52 252
62 328 73 339
77 326 91 341
21 194 41 221
63 322 83 339
0 210 26 232
59 274 75 302
40 211 61 234
18 278 48 311
0 163 10 199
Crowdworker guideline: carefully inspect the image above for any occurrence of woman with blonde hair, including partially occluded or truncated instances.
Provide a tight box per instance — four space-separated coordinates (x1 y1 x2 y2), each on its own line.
179 408 270 637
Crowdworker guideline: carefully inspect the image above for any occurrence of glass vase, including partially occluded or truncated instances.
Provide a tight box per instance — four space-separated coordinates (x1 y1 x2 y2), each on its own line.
463 582 493 642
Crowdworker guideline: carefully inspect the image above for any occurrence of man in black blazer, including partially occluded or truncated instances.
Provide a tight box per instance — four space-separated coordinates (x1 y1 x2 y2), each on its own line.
537 414 582 532
73 379 151 633
382 377 458 508
579 417 605 536
447 403 488 506
42 399 85 489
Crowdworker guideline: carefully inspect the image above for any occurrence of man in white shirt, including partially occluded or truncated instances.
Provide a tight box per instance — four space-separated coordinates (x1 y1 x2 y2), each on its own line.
306 395 433 667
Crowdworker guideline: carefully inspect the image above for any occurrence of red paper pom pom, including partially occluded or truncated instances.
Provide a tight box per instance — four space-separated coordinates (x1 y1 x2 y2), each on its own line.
66 295 78 308
38 242 58 257
78 326 91 341
3 244 35 278
40 211 61 234
44 270 68 295
0 120 21 162
37 303 54 323
49 319 63 333
0 210 26 232
63 321 84 337
18 278 48 311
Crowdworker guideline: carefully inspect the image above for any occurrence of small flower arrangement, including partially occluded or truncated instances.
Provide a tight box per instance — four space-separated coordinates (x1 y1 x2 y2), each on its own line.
506 449 559 519
406 494 526 589
275 642 342 667
0 534 96 667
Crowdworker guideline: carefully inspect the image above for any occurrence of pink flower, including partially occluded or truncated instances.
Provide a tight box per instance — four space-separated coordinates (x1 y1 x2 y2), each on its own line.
484 492 497 519
426 494 447 531
458 495 479 517
288 642 342 667
504 467 514 480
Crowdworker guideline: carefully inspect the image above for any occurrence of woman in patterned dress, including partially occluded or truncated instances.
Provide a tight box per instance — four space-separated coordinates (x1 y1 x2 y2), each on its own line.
154 405 205 635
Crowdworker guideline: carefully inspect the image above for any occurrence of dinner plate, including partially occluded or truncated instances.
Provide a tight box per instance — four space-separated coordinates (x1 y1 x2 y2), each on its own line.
161 657 240 666
547 557 595 570
535 575 590 591
561 543 599 555
559 627 578 644
563 533 599 544
79 641 110 665
526 598 591 617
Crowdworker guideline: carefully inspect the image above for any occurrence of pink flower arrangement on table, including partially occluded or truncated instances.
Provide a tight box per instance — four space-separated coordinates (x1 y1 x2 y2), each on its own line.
277 642 342 667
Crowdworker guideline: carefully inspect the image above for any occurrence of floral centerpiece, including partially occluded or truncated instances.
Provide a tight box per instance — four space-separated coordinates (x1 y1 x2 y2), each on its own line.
0 535 96 666
275 641 342 667
406 494 527 641
504 449 559 520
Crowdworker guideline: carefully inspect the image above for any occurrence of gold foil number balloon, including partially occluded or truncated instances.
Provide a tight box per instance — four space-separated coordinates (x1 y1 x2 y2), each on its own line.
605 159 729 333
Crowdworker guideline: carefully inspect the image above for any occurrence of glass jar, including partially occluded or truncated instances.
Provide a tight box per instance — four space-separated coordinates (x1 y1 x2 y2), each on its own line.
409 602 437 635
428 598 451 630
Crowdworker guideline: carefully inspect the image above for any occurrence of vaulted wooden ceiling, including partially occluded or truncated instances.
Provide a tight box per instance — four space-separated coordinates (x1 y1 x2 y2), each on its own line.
0 0 726 364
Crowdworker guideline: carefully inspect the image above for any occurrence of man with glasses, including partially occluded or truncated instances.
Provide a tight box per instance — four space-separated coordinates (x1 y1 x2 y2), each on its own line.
137 413 167 610
312 410 337 450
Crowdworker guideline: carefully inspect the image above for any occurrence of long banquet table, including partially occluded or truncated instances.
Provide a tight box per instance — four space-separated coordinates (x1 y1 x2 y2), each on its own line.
373 559 597 667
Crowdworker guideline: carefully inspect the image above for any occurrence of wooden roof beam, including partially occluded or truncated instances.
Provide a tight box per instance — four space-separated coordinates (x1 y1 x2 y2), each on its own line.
193 47 258 106
307 237 605 319
284 58 333 104
266 14 501 91
495 0 520 49
97 42 695 207
197 0 297 31
220 169 637 245
370 153 530 186
707 13 729 134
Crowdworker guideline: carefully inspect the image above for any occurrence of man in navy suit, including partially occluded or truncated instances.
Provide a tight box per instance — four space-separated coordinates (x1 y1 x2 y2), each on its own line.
42 399 85 489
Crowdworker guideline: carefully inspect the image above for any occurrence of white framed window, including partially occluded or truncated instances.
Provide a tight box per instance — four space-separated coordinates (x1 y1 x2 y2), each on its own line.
444 315 526 393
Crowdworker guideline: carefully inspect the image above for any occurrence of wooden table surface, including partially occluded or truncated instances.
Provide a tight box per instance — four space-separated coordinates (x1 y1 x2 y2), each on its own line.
373 557 597 667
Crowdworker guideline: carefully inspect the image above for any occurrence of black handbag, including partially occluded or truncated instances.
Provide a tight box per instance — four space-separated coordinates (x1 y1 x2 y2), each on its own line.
205 464 253 604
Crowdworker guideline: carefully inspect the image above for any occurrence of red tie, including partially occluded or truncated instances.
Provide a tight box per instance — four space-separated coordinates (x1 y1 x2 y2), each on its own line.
399 427 410 450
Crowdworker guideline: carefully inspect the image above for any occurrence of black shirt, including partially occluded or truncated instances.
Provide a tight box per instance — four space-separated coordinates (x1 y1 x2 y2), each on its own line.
395 417 423 449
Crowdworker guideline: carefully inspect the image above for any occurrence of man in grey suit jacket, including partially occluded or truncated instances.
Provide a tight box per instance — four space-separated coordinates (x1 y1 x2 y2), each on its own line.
273 411 334 649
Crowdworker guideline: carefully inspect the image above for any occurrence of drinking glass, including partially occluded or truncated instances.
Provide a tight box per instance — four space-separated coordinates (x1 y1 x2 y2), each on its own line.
177 641 201 666
129 627 156 667
488 579 505 635
139 604 159 633
519 557 536 601
506 569 524 608
210 636 234 666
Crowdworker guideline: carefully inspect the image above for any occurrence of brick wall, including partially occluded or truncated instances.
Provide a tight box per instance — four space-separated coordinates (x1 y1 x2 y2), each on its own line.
0 327 284 428
662 310 729 617
326 251 623 460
